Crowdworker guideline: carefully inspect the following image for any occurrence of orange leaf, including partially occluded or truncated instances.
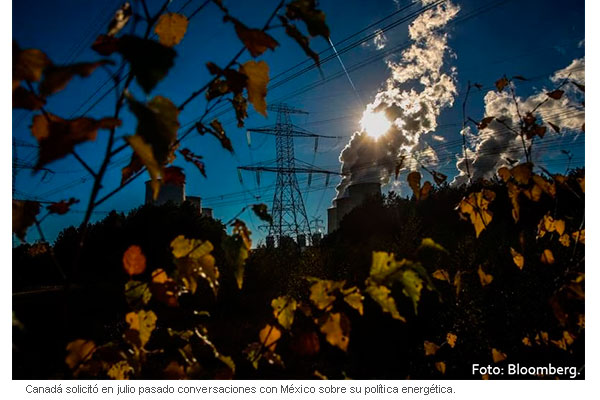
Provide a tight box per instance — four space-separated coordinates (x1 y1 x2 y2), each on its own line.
123 245 147 276
478 265 493 286
491 348 507 363
259 324 281 351
540 249 555 265
424 340 440 356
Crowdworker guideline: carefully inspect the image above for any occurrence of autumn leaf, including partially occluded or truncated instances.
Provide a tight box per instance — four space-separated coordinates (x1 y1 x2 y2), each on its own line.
117 35 176 93
572 229 585 244
46 198 79 215
577 177 584 193
240 60 269 116
31 113 121 169
507 182 520 222
495 76 509 92
435 361 446 374
271 296 297 330
13 42 52 83
447 333 457 348
230 93 248 127
226 16 279 57
497 167 511 182
547 89 564 100
279 16 320 66
251 203 273 224
548 121 560 133
179 148 206 177
342 288 364 315
418 237 447 253
163 361 186 380
107 2 132 36
309 279 344 311
125 280 152 307
478 265 493 286
454 271 463 297
431 170 447 186
399 269 424 314
39 60 113 97
223 231 250 290
125 310 157 348
155 13 189 47
91 34 120 56
456 190 496 238
232 219 252 249
123 245 146 276
196 120 234 153
407 171 432 201
319 312 349 352
491 348 507 363
65 339 96 369
477 116 495 130
286 0 330 39
13 86 46 110
522 337 532 347
559 234 571 247
171 235 219 294
259 324 281 351
540 249 555 265
107 360 133 380
125 135 162 199
432 269 451 283
365 284 405 322
510 247 524 270
12 200 40 241
511 163 532 184
424 341 440 356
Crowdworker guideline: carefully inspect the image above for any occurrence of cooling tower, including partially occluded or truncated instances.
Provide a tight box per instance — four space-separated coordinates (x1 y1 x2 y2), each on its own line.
327 182 381 233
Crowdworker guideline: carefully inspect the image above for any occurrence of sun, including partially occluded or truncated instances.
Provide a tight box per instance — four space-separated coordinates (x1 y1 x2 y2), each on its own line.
360 110 391 139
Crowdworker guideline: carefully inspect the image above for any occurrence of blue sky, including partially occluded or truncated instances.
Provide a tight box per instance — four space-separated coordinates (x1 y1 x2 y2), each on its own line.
12 0 585 244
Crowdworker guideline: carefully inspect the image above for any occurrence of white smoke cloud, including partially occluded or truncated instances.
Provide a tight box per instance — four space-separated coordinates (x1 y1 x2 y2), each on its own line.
452 58 585 185
361 29 388 50
336 0 460 198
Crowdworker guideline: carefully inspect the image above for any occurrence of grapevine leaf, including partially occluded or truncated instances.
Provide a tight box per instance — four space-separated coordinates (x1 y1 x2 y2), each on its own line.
125 310 157 348
65 339 96 369
510 247 524 270
399 269 423 314
432 269 451 282
171 236 219 295
497 167 511 182
495 76 509 92
432 170 447 185
226 16 279 57
259 324 281 351
540 249 555 265
447 332 457 348
107 360 133 380
180 148 206 177
492 348 507 363
547 89 564 100
478 265 493 286
39 60 113 97
365 284 405 322
240 60 269 116
12 86 46 110
477 116 495 130
271 296 297 330
251 203 273 224
92 34 120 56
286 0 330 39
548 121 560 133
117 35 176 93
31 113 121 169
572 229 585 244
13 42 52 83
124 135 162 199
107 2 132 36
196 120 234 153
309 279 344 311
12 200 40 241
125 281 152 307
435 361 446 374
279 16 320 66
46 198 79 215
456 190 496 237
342 288 364 315
319 312 349 352
424 340 440 356
123 245 147 276
155 13 189 47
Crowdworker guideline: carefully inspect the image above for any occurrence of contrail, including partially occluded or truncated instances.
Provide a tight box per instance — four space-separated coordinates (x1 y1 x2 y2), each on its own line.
328 37 363 106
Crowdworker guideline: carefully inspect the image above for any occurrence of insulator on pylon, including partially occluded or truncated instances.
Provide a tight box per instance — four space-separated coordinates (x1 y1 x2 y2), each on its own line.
314 137 319 153
237 169 243 184
256 171 260 186
325 172 330 187
308 173 312 187
246 130 252 147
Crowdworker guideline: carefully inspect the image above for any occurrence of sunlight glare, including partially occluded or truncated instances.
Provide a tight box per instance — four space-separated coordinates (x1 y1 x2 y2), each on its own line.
360 110 391 139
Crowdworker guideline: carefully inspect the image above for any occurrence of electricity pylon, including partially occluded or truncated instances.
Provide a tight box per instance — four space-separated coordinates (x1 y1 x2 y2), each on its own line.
238 103 341 246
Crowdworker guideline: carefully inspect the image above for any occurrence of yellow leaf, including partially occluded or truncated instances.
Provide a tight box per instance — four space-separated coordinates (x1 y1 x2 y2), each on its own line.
446 332 457 348
400 269 423 314
457 190 495 237
229 17 279 57
259 324 281 351
532 175 556 197
435 361 446 374
170 235 214 259
510 248 524 270
577 177 584 193
559 234 571 247
365 284 405 322
577 314 585 329
125 135 162 199
554 219 565 236
572 229 585 244
342 288 364 315
309 279 344 311
522 337 532 347
107 360 133 380
432 269 451 283
491 348 507 363
424 340 440 356
125 310 157 348
65 339 96 369
163 361 186 380
511 163 532 184
319 312 350 352
478 265 493 286
369 251 396 278
522 183 542 202
540 249 555 265
123 245 146 276
497 167 511 182
454 271 463 297
507 182 520 222
155 13 189 46
152 268 168 284
240 60 269 116
271 296 297 330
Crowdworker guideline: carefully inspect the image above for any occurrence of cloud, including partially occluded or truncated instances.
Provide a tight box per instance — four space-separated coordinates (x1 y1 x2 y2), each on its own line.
336 0 460 199
452 58 585 185
361 29 388 50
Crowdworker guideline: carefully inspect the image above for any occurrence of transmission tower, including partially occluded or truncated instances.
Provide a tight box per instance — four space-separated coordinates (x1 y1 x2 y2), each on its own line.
238 103 342 246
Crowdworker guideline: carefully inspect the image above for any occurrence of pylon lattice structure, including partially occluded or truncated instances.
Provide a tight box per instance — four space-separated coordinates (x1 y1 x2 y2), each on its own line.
239 103 342 246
